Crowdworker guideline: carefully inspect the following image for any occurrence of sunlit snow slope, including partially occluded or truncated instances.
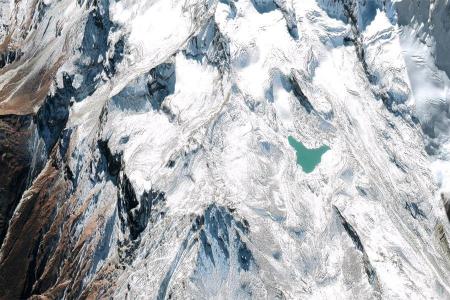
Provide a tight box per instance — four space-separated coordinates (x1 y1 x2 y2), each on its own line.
1 0 450 299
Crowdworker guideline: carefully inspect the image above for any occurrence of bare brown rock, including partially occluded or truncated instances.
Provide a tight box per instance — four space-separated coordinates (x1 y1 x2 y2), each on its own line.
0 114 33 246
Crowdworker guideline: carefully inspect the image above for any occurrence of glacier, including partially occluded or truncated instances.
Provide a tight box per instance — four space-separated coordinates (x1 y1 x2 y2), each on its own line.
1 0 450 299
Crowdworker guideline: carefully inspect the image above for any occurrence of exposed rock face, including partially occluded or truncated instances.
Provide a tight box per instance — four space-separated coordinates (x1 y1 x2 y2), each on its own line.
0 114 33 246
2 0 450 299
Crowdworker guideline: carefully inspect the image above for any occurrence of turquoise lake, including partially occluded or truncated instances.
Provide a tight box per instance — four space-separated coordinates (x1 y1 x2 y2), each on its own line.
288 136 330 173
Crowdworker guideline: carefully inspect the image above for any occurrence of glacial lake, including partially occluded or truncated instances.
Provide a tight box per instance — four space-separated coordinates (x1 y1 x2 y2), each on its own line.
288 136 329 173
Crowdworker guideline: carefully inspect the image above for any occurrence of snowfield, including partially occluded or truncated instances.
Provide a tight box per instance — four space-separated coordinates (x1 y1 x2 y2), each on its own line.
1 0 450 299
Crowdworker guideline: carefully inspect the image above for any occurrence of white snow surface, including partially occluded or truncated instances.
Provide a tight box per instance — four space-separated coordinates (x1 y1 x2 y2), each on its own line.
3 0 450 299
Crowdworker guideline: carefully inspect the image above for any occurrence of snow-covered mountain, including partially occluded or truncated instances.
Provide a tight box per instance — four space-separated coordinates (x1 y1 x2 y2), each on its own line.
1 0 450 298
